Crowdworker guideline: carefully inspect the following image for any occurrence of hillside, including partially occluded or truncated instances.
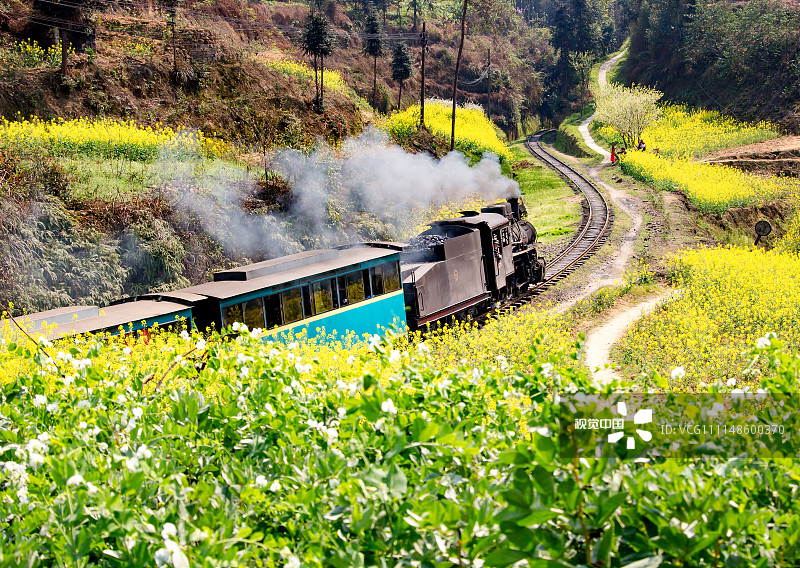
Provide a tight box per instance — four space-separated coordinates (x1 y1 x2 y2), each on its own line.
0 0 554 143
620 0 800 133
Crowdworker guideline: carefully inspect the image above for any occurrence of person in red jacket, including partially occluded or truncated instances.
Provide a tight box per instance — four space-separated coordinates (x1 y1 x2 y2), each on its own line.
611 143 616 164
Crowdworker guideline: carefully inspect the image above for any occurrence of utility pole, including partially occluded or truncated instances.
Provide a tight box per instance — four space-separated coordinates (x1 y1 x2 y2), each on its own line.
420 21 426 129
486 48 491 120
167 6 177 75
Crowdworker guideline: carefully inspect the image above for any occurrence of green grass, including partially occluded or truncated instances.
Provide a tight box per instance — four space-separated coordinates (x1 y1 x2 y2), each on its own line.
553 104 599 162
61 156 250 199
508 140 582 244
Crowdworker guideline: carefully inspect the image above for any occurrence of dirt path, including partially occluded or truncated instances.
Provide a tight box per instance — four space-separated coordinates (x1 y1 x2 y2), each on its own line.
568 48 663 380
578 50 627 164
557 49 642 310
583 291 673 384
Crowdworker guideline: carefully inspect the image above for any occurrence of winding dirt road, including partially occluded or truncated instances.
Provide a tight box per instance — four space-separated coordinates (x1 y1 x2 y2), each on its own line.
568 49 671 383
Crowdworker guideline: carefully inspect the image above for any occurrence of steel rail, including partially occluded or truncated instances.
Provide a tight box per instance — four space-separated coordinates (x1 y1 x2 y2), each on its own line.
489 129 614 315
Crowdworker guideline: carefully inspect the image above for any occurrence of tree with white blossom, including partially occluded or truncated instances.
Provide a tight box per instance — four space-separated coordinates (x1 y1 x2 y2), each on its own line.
594 83 663 149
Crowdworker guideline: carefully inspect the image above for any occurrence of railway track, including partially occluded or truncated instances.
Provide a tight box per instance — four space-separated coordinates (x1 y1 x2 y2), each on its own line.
491 130 614 314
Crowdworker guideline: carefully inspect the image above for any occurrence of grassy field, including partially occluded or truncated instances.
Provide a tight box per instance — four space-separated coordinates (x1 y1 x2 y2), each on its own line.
508 140 581 243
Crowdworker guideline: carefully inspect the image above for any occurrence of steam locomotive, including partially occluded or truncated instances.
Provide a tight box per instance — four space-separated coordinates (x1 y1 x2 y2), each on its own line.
16 197 545 339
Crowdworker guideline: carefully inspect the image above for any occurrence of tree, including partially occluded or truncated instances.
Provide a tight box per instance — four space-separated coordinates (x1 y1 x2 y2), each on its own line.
363 5 386 110
450 0 468 152
300 12 335 111
594 83 663 148
569 51 593 114
32 0 93 76
391 42 413 109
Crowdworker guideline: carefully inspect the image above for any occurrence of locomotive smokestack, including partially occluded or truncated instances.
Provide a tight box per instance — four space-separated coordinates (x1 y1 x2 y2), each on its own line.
507 197 520 221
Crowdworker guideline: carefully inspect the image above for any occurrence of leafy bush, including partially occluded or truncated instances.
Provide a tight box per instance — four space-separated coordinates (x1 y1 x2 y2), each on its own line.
1 322 800 565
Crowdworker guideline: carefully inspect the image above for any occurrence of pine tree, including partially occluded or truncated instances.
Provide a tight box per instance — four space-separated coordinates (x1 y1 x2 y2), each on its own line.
363 5 386 110
391 42 413 109
300 12 335 111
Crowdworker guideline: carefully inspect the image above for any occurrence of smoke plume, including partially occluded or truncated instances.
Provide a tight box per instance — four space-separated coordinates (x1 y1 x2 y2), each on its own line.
165 126 520 259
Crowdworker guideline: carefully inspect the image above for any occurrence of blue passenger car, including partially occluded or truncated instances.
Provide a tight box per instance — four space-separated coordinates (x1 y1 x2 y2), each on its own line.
174 244 407 339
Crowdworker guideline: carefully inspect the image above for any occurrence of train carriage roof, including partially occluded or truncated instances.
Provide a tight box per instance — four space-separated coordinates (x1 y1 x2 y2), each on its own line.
431 212 509 230
173 245 400 301
5 300 192 339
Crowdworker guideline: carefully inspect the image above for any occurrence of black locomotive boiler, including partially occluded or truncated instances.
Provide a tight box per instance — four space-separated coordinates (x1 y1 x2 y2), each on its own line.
400 197 545 329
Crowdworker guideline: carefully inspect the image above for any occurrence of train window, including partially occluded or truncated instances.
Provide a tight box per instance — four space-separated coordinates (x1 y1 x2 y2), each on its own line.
337 275 348 306
312 279 334 314
222 303 244 328
243 298 265 330
282 287 303 324
362 269 373 298
371 265 385 296
383 261 401 292
330 278 340 310
346 271 365 304
264 294 282 329
301 285 313 317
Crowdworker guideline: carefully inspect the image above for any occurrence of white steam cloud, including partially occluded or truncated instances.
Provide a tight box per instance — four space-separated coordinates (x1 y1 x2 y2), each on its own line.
165 126 520 259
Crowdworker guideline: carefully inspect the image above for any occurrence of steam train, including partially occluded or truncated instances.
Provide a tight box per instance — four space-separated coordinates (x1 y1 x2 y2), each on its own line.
17 197 545 339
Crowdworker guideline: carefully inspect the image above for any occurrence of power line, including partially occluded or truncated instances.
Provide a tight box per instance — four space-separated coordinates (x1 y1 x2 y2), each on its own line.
31 0 422 42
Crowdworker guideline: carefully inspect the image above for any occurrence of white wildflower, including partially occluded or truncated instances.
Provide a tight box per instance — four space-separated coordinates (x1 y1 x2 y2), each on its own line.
254 475 268 488
161 522 178 540
125 457 140 472
368 334 381 352
417 341 430 355
388 350 401 364
136 445 152 459
269 479 281 492
123 346 132 356
67 473 84 486
381 398 397 415
32 394 46 408
726 378 736 387
671 366 686 380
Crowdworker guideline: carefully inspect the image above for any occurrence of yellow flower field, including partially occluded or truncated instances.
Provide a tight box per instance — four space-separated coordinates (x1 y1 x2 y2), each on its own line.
387 100 512 164
0 117 230 162
265 59 348 93
597 104 789 213
621 151 799 213
597 105 779 159
617 246 800 389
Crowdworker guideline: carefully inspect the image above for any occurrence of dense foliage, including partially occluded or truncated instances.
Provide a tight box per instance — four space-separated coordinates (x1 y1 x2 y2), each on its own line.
623 0 800 131
2 316 800 566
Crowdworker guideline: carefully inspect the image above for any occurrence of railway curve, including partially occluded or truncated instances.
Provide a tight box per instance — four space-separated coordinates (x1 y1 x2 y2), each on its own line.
490 130 614 315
